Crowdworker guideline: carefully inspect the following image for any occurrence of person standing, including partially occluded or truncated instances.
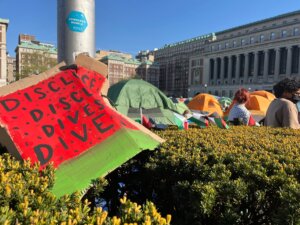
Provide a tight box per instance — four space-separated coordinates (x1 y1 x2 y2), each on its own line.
265 78 300 129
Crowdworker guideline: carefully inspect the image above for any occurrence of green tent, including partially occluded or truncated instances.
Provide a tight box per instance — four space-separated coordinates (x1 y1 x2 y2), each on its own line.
218 97 232 110
108 79 186 125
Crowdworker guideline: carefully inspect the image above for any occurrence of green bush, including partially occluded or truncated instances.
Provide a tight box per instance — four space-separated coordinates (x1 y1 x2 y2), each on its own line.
102 126 300 225
0 154 171 225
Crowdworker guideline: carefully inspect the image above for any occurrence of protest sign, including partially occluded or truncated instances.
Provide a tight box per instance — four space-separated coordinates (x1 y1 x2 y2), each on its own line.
0 54 163 197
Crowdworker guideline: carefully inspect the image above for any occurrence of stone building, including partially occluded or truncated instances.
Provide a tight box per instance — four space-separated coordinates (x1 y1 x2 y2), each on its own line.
95 49 132 61
136 50 160 87
100 53 141 86
0 18 9 87
136 60 160 87
7 56 16 83
154 34 214 97
153 10 300 97
15 34 57 79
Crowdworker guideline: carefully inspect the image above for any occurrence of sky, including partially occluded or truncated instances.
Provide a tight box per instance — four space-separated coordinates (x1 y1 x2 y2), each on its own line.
0 0 300 57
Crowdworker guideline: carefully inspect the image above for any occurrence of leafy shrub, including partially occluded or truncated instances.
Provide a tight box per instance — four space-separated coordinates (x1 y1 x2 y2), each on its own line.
0 154 171 225
102 126 300 225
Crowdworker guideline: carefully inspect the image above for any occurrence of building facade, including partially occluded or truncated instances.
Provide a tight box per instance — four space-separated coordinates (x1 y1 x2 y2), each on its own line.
154 34 215 97
7 56 16 83
136 60 160 87
15 34 57 79
136 50 160 87
153 10 300 97
0 18 9 87
100 53 141 86
95 49 132 61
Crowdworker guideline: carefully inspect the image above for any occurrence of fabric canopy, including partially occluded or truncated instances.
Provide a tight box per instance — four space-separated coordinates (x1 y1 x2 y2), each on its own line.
251 90 275 101
224 90 274 119
187 93 223 117
108 79 186 125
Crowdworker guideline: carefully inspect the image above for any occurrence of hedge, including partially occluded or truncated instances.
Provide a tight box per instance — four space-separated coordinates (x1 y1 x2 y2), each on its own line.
0 154 171 225
101 126 300 225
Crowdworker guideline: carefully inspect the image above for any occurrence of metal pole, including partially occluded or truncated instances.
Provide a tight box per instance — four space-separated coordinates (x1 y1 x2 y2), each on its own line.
57 0 95 64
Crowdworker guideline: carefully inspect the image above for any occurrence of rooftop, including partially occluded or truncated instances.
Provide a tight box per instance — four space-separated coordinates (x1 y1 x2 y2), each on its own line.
216 10 300 35
16 41 57 54
157 10 300 51
159 33 215 50
0 18 9 24
101 54 141 65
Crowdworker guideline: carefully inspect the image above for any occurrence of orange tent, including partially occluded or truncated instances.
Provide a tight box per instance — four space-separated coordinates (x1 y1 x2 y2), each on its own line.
187 93 223 116
245 95 272 115
224 90 274 118
251 90 275 101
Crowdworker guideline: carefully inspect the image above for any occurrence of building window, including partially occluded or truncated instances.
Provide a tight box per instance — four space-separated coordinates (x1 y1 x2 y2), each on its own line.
281 30 287 38
250 37 255 44
211 45 215 51
294 27 299 36
241 39 246 46
279 47 287 74
268 49 276 75
291 46 300 74
192 60 196 67
225 42 229 48
200 59 203 66
258 51 264 76
270 32 276 40
218 44 222 50
191 68 201 84
233 40 237 47
260 34 265 42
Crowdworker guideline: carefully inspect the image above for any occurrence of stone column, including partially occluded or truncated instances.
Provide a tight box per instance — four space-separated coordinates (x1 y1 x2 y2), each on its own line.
274 48 280 81
263 50 269 81
244 53 249 82
286 46 292 75
214 58 218 84
236 54 240 79
253 51 259 82
228 56 232 80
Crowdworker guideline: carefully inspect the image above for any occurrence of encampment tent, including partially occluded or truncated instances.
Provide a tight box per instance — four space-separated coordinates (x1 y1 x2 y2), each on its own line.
251 90 275 101
108 79 187 125
187 93 223 116
224 90 274 121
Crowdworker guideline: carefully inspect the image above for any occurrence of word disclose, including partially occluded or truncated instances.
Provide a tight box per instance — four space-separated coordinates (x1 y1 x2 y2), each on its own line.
0 67 136 168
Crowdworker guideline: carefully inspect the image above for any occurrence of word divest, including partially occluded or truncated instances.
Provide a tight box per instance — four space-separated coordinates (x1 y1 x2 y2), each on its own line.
0 67 137 168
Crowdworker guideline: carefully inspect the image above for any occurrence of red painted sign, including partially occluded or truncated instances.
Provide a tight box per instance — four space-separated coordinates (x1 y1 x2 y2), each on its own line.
0 66 137 169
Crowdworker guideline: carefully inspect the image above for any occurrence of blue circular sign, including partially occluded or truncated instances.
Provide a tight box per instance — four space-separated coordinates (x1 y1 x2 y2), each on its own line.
66 11 88 32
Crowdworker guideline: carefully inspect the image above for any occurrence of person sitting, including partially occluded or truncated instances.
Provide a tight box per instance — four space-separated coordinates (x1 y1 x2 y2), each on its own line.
265 78 300 129
182 109 192 119
228 88 254 125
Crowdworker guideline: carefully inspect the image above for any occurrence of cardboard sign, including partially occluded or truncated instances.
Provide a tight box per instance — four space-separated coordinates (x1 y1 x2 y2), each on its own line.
0 54 163 196
0 66 138 168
